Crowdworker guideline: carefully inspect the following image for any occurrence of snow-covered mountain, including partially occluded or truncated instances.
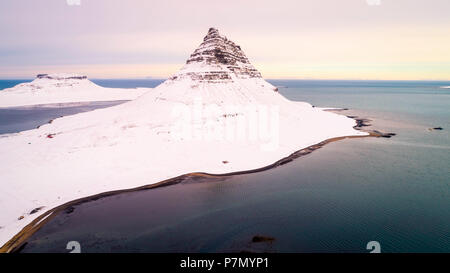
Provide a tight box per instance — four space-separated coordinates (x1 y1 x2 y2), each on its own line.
151 27 280 105
173 27 264 82
0 28 367 249
0 73 147 107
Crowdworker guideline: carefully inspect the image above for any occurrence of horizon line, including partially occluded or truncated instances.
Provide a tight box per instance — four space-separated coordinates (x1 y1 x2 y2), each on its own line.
0 77 450 82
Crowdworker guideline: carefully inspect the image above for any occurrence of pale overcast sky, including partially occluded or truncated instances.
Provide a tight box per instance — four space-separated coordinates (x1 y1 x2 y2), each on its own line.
1 0 449 80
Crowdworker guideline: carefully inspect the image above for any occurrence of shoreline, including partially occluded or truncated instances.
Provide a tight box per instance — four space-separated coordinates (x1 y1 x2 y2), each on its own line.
0 114 394 253
0 100 130 110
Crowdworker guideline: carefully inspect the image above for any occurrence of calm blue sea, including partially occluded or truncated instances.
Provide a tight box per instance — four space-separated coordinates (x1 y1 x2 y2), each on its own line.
0 79 32 90
1 79 449 253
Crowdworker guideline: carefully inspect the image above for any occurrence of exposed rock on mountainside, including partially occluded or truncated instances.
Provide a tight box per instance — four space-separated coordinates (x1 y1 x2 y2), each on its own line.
36 74 88 80
169 28 263 83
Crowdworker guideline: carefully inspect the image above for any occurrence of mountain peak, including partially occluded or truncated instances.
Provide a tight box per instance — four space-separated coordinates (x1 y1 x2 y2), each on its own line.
204 27 220 40
169 28 262 83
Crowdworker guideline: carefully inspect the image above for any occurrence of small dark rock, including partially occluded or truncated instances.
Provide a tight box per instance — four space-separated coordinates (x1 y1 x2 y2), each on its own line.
371 130 396 138
29 206 44 214
18 216 24 220
433 127 443 130
279 158 293 165
355 119 371 127
252 235 275 243
222 160 229 164
65 206 75 214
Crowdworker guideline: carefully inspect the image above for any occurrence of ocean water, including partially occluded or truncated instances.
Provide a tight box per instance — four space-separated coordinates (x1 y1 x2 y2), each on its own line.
0 101 127 134
1 79 449 253
0 79 32 90
0 79 163 134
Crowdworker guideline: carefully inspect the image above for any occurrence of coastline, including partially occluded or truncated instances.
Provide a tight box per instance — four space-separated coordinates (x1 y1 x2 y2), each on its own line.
0 100 130 109
0 114 393 253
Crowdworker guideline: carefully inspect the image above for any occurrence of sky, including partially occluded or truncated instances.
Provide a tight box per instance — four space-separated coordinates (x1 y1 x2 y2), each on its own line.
1 0 450 80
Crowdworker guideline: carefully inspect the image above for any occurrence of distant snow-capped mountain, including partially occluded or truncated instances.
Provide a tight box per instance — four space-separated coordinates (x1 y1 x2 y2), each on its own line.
0 73 147 107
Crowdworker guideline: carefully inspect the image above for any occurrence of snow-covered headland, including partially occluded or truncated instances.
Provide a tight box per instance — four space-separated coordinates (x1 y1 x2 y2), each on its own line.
0 28 369 251
0 73 148 108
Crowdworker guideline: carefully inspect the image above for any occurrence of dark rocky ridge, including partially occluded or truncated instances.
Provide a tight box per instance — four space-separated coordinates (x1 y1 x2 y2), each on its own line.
36 74 87 80
170 28 262 83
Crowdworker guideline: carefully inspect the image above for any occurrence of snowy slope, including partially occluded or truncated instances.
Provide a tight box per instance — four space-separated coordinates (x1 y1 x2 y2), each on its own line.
0 28 367 248
0 73 148 107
